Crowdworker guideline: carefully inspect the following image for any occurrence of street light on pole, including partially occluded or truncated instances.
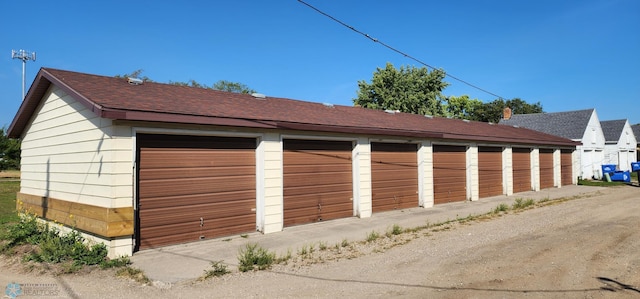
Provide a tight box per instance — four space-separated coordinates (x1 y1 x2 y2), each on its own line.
11 49 37 100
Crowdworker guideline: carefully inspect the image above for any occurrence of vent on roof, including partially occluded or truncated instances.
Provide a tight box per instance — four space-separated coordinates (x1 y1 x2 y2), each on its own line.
384 109 400 114
322 102 334 108
251 93 266 99
424 115 433 119
127 77 144 85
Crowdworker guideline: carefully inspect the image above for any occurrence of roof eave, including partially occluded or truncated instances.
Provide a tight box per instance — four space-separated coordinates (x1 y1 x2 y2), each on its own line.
7 68 104 138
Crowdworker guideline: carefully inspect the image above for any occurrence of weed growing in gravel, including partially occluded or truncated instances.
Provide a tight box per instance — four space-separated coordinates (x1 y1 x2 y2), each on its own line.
277 249 292 263
341 238 349 247
202 260 230 279
493 203 509 214
237 243 275 272
512 198 535 210
366 231 380 242
298 245 307 256
116 267 150 284
318 241 327 251
387 224 403 237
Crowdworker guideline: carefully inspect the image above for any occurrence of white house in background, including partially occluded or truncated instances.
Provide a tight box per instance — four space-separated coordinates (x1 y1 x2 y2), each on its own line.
633 124 640 161
500 109 605 179
601 119 638 170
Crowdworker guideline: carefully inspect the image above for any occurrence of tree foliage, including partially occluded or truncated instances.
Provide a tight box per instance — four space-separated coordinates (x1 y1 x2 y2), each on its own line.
354 63 449 116
212 80 256 94
115 70 256 94
444 95 483 120
0 127 21 170
473 98 543 123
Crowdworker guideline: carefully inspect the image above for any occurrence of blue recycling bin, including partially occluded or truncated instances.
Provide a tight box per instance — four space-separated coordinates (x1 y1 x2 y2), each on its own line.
631 162 640 172
601 164 617 176
610 171 631 182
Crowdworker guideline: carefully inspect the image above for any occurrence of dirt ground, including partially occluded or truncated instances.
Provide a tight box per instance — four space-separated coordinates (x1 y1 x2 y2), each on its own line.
1 185 639 299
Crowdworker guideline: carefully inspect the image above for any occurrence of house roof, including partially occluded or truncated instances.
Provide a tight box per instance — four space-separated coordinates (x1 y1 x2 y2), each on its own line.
8 68 578 147
498 109 595 140
632 124 640 146
600 119 627 142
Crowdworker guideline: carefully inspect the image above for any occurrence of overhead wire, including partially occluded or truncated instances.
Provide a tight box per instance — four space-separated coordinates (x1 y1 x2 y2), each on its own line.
297 0 506 100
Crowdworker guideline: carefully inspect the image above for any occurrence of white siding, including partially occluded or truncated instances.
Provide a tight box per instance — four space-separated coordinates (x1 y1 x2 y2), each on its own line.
503 147 513 195
532 148 540 191
20 87 132 208
259 133 283 234
419 140 434 207
353 138 372 218
578 110 606 179
553 149 561 187
467 144 479 201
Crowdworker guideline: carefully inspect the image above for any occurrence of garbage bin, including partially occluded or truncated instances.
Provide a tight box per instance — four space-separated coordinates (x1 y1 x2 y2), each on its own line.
631 162 640 172
601 164 617 176
610 171 630 182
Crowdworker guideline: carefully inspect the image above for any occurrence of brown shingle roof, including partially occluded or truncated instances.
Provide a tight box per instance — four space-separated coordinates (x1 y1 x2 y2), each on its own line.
8 68 577 147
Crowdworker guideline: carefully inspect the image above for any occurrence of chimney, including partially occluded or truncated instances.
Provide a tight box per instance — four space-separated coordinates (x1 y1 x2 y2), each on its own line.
503 107 512 120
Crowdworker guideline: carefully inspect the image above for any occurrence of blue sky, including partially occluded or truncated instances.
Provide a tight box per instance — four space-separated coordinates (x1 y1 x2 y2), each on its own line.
2 0 639 129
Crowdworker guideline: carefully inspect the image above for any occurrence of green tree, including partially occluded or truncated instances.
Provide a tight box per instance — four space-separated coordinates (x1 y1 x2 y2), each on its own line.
212 80 256 94
114 69 154 82
473 98 544 123
444 95 483 120
354 63 449 116
0 127 21 170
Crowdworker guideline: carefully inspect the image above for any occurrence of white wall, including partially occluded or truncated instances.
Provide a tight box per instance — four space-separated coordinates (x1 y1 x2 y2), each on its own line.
578 111 606 178
19 86 132 209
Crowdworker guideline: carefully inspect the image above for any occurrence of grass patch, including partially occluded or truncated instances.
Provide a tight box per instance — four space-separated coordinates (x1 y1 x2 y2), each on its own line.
366 231 380 242
578 178 626 186
492 203 509 214
202 260 230 279
511 198 535 210
0 181 20 227
116 267 150 284
237 243 275 272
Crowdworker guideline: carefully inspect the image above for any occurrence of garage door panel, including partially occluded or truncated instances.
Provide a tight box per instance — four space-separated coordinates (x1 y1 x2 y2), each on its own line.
539 150 554 189
140 149 254 168
433 145 467 204
561 151 572 185
140 165 255 180
140 175 255 198
371 143 419 212
478 148 503 198
139 190 255 210
283 139 353 226
512 149 531 193
137 134 256 250
284 172 352 188
284 152 352 165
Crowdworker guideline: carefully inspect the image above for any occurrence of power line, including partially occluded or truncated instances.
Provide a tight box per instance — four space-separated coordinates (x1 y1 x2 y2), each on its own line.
297 0 506 100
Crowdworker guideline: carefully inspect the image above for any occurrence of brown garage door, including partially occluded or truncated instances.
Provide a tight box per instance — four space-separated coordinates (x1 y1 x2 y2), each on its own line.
371 143 418 212
539 149 554 189
136 134 256 250
433 145 467 204
561 150 573 185
478 147 503 198
283 139 353 226
512 148 531 193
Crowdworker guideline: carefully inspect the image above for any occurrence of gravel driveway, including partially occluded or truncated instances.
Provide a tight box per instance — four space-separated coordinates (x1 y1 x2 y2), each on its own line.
2 185 639 298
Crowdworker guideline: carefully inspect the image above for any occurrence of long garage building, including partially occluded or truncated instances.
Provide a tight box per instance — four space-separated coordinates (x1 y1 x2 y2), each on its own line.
8 68 579 257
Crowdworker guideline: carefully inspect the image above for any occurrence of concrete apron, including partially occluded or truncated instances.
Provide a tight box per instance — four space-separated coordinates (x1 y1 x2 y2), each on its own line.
130 185 606 283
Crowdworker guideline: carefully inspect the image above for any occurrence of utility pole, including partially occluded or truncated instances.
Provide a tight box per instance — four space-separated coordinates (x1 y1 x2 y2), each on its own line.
11 49 37 100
